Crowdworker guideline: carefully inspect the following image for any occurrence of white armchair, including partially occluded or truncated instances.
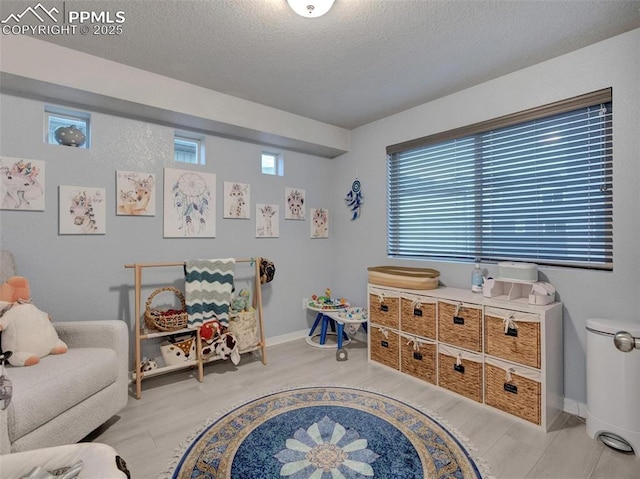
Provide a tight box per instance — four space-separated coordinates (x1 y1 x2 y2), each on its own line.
0 251 129 454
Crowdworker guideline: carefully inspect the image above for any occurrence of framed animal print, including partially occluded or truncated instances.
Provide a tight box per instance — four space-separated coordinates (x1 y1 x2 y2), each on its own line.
59 186 106 235
256 203 279 238
284 187 305 220
116 171 156 216
163 167 216 238
1 156 45 211
223 181 250 219
310 208 329 238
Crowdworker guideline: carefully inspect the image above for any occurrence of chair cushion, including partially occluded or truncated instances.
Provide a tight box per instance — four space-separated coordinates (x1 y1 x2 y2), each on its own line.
6 347 119 442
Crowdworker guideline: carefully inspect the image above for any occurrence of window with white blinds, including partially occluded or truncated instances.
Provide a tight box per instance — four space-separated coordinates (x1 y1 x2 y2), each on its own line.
386 89 613 270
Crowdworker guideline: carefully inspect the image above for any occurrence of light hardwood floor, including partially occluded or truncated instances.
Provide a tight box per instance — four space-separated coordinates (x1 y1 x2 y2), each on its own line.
87 339 639 478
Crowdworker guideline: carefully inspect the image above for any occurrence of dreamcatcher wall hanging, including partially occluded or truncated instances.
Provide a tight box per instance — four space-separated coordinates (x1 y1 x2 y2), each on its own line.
345 178 363 220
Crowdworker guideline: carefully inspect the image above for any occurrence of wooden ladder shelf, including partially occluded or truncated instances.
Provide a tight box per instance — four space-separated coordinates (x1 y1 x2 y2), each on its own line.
125 258 267 399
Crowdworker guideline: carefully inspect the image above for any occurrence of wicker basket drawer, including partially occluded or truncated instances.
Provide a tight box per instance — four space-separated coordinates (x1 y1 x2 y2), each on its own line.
369 289 400 329
370 326 400 370
401 294 436 339
438 345 483 403
485 357 542 425
484 307 541 368
438 300 482 352
400 334 436 384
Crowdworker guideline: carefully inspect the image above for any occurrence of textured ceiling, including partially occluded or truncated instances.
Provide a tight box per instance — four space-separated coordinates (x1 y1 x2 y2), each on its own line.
2 0 639 129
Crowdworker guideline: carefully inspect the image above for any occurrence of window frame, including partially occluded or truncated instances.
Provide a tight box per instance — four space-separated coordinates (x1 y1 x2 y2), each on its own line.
174 132 205 165
45 106 91 148
261 151 284 176
386 88 613 271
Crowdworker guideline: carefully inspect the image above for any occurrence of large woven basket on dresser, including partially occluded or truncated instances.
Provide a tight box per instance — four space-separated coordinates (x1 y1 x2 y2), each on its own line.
485 357 542 425
438 301 482 352
370 326 399 370
438 345 483 403
368 265 440 290
144 286 188 332
400 334 436 384
401 294 436 339
369 288 400 329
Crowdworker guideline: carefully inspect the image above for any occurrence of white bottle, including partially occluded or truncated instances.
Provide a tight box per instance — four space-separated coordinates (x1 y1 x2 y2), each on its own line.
471 260 483 293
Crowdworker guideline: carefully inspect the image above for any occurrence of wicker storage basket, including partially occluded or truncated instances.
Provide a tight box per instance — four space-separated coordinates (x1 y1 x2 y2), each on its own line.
370 326 399 370
400 334 436 384
145 287 188 332
484 307 541 368
438 300 482 352
368 266 440 290
401 294 436 339
438 345 483 403
228 311 258 351
369 288 399 329
485 357 542 425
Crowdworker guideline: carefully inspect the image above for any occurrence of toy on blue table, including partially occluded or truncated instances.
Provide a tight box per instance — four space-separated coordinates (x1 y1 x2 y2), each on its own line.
309 288 348 309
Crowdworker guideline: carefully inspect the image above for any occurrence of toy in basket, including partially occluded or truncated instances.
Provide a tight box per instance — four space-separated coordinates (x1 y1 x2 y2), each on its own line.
144 286 188 332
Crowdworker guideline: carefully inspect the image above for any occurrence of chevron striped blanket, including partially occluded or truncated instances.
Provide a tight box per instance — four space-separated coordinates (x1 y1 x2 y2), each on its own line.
184 258 236 328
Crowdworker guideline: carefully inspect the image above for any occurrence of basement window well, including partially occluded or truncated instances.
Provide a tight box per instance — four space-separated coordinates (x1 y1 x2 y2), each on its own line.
45 106 90 148
261 151 284 176
174 133 205 165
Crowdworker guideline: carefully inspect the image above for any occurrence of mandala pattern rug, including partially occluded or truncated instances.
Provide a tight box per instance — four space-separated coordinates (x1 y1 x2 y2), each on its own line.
167 386 487 478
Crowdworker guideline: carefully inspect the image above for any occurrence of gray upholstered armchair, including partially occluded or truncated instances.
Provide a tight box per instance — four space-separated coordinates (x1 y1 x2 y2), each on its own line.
0 251 129 454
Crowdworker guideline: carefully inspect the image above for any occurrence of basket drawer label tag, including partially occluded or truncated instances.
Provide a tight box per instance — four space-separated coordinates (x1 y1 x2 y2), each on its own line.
504 383 518 394
505 327 518 337
381 340 389 348
454 364 465 373
413 308 423 317
413 351 423 360
453 316 465 325
380 304 389 312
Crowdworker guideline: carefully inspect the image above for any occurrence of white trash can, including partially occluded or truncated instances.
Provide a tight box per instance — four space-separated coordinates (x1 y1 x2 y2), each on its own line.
586 318 640 455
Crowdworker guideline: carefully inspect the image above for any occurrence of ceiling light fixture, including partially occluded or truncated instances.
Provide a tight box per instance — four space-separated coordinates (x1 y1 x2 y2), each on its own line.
287 0 335 18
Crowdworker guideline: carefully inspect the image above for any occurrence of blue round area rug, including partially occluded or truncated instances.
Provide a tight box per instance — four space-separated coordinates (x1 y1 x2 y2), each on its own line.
168 386 486 478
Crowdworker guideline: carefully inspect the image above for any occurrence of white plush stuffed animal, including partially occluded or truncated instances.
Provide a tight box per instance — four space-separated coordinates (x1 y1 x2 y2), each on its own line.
0 301 68 367
213 333 240 365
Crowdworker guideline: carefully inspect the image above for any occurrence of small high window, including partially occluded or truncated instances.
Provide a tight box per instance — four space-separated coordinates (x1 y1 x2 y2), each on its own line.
45 106 90 148
174 133 204 164
261 151 284 176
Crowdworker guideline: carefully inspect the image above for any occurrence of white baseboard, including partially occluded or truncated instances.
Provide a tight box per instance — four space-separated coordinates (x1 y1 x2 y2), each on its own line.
265 329 309 347
564 398 588 418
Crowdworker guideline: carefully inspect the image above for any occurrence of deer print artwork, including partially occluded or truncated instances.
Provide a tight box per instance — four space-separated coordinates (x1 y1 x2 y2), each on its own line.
116 171 155 216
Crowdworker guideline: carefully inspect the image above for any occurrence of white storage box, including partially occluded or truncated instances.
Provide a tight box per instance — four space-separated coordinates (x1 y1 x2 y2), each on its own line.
160 333 196 366
498 262 538 282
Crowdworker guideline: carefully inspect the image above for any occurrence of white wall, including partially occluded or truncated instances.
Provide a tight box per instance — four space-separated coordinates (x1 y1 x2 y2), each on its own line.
331 29 640 408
